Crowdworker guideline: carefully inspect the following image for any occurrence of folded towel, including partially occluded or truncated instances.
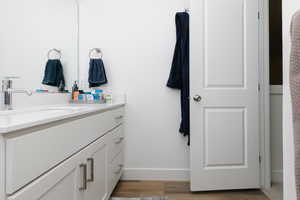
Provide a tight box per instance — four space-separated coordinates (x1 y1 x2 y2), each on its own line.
42 59 65 90
89 58 108 88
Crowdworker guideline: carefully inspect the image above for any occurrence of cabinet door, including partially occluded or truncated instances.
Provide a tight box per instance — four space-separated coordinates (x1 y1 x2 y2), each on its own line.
83 139 108 200
34 167 81 200
7 151 84 200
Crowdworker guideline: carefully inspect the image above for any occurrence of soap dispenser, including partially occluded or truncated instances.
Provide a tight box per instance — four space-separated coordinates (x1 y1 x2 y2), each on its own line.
72 81 79 101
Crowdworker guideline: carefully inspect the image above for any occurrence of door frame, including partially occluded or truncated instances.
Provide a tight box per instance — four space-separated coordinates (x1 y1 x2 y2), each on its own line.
259 0 271 190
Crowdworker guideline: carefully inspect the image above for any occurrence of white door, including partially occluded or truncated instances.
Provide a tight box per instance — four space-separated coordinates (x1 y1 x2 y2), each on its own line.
190 0 260 191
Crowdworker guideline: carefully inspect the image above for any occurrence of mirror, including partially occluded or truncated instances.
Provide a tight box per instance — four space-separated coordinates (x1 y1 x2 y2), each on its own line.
0 0 78 91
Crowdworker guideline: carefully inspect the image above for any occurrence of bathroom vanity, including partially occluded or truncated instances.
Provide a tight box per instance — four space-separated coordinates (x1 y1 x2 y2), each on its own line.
0 102 125 200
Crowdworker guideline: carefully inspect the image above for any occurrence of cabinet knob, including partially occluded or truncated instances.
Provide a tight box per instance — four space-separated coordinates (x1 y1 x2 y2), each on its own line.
114 164 124 174
115 137 124 144
115 115 124 120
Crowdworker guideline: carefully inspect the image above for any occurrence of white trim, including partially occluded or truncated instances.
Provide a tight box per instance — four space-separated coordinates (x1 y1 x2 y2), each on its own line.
75 0 81 84
270 85 283 95
272 170 283 183
121 168 190 181
259 0 271 190
0 136 6 200
75 0 80 83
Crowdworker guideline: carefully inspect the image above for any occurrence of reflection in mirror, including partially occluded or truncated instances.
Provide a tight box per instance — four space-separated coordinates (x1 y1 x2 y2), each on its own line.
0 0 78 91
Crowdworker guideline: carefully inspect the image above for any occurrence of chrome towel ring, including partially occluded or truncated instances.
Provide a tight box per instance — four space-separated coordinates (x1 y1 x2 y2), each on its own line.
89 48 103 59
47 48 62 60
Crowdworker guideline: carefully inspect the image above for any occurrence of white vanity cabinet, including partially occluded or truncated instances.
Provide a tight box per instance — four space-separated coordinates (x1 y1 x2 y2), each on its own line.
1 105 125 200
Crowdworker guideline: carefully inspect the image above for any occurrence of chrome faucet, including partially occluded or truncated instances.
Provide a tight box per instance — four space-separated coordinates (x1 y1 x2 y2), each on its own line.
2 77 33 110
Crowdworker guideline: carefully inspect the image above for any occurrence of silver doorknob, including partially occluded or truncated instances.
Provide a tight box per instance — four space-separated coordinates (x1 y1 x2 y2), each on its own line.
193 95 202 102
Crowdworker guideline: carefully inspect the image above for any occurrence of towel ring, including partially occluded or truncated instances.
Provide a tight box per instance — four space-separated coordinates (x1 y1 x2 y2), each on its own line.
47 48 62 60
89 48 103 59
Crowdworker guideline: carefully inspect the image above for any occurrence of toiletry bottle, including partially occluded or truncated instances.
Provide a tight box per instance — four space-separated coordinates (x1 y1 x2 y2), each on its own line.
72 81 79 102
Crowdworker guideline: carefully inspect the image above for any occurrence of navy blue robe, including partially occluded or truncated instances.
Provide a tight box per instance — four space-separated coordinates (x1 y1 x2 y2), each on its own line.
167 12 190 145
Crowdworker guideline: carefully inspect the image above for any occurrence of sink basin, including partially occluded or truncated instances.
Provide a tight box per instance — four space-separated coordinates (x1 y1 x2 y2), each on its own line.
0 106 85 116
0 105 91 128
40 106 89 112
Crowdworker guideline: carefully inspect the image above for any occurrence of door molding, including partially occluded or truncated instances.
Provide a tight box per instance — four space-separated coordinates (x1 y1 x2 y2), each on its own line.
259 0 271 190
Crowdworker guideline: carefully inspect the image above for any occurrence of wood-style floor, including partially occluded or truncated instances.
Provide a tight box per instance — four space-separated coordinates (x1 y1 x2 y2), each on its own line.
111 181 270 200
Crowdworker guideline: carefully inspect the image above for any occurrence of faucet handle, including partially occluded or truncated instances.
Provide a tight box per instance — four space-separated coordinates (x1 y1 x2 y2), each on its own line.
2 76 20 90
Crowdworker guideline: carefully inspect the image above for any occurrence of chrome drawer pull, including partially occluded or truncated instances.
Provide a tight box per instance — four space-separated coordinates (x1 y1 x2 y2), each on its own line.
87 158 94 183
115 115 123 120
115 137 124 144
114 164 124 174
79 164 87 191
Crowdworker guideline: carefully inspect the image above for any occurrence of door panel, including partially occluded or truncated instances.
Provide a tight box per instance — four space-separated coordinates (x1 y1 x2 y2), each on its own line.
204 108 246 167
190 0 260 191
205 0 245 88
84 139 108 200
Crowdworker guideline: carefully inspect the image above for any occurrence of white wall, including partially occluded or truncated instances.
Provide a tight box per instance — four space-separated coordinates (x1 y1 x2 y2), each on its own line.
283 1 300 199
79 0 190 180
270 85 283 183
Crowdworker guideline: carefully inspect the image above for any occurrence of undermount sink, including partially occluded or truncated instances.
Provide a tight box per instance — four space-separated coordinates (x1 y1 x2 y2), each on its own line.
0 106 87 116
39 106 89 112
0 105 91 128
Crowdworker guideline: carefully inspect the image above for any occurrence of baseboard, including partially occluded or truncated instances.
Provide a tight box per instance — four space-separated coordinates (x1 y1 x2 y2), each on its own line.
121 168 190 181
272 170 283 183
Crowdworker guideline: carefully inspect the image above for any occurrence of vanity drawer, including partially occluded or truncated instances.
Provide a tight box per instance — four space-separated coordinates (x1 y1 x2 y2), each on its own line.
109 151 124 194
109 125 124 162
5 106 125 194
111 107 125 125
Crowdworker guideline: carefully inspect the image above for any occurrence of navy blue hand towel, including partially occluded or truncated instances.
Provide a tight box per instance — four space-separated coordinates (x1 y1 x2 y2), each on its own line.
167 12 190 145
42 59 65 90
89 59 108 88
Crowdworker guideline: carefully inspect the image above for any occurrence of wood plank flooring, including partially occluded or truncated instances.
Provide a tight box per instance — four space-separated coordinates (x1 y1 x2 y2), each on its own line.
111 181 270 200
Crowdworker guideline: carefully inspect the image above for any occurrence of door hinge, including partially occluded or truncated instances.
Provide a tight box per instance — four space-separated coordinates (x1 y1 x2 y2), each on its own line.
258 12 260 19
258 84 261 92
259 155 262 163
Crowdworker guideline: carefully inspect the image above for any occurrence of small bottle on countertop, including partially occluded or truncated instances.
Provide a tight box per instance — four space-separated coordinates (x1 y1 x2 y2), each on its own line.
71 81 79 102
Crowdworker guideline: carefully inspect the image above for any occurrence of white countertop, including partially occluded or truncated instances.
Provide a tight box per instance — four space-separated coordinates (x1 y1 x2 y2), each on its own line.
0 101 125 134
